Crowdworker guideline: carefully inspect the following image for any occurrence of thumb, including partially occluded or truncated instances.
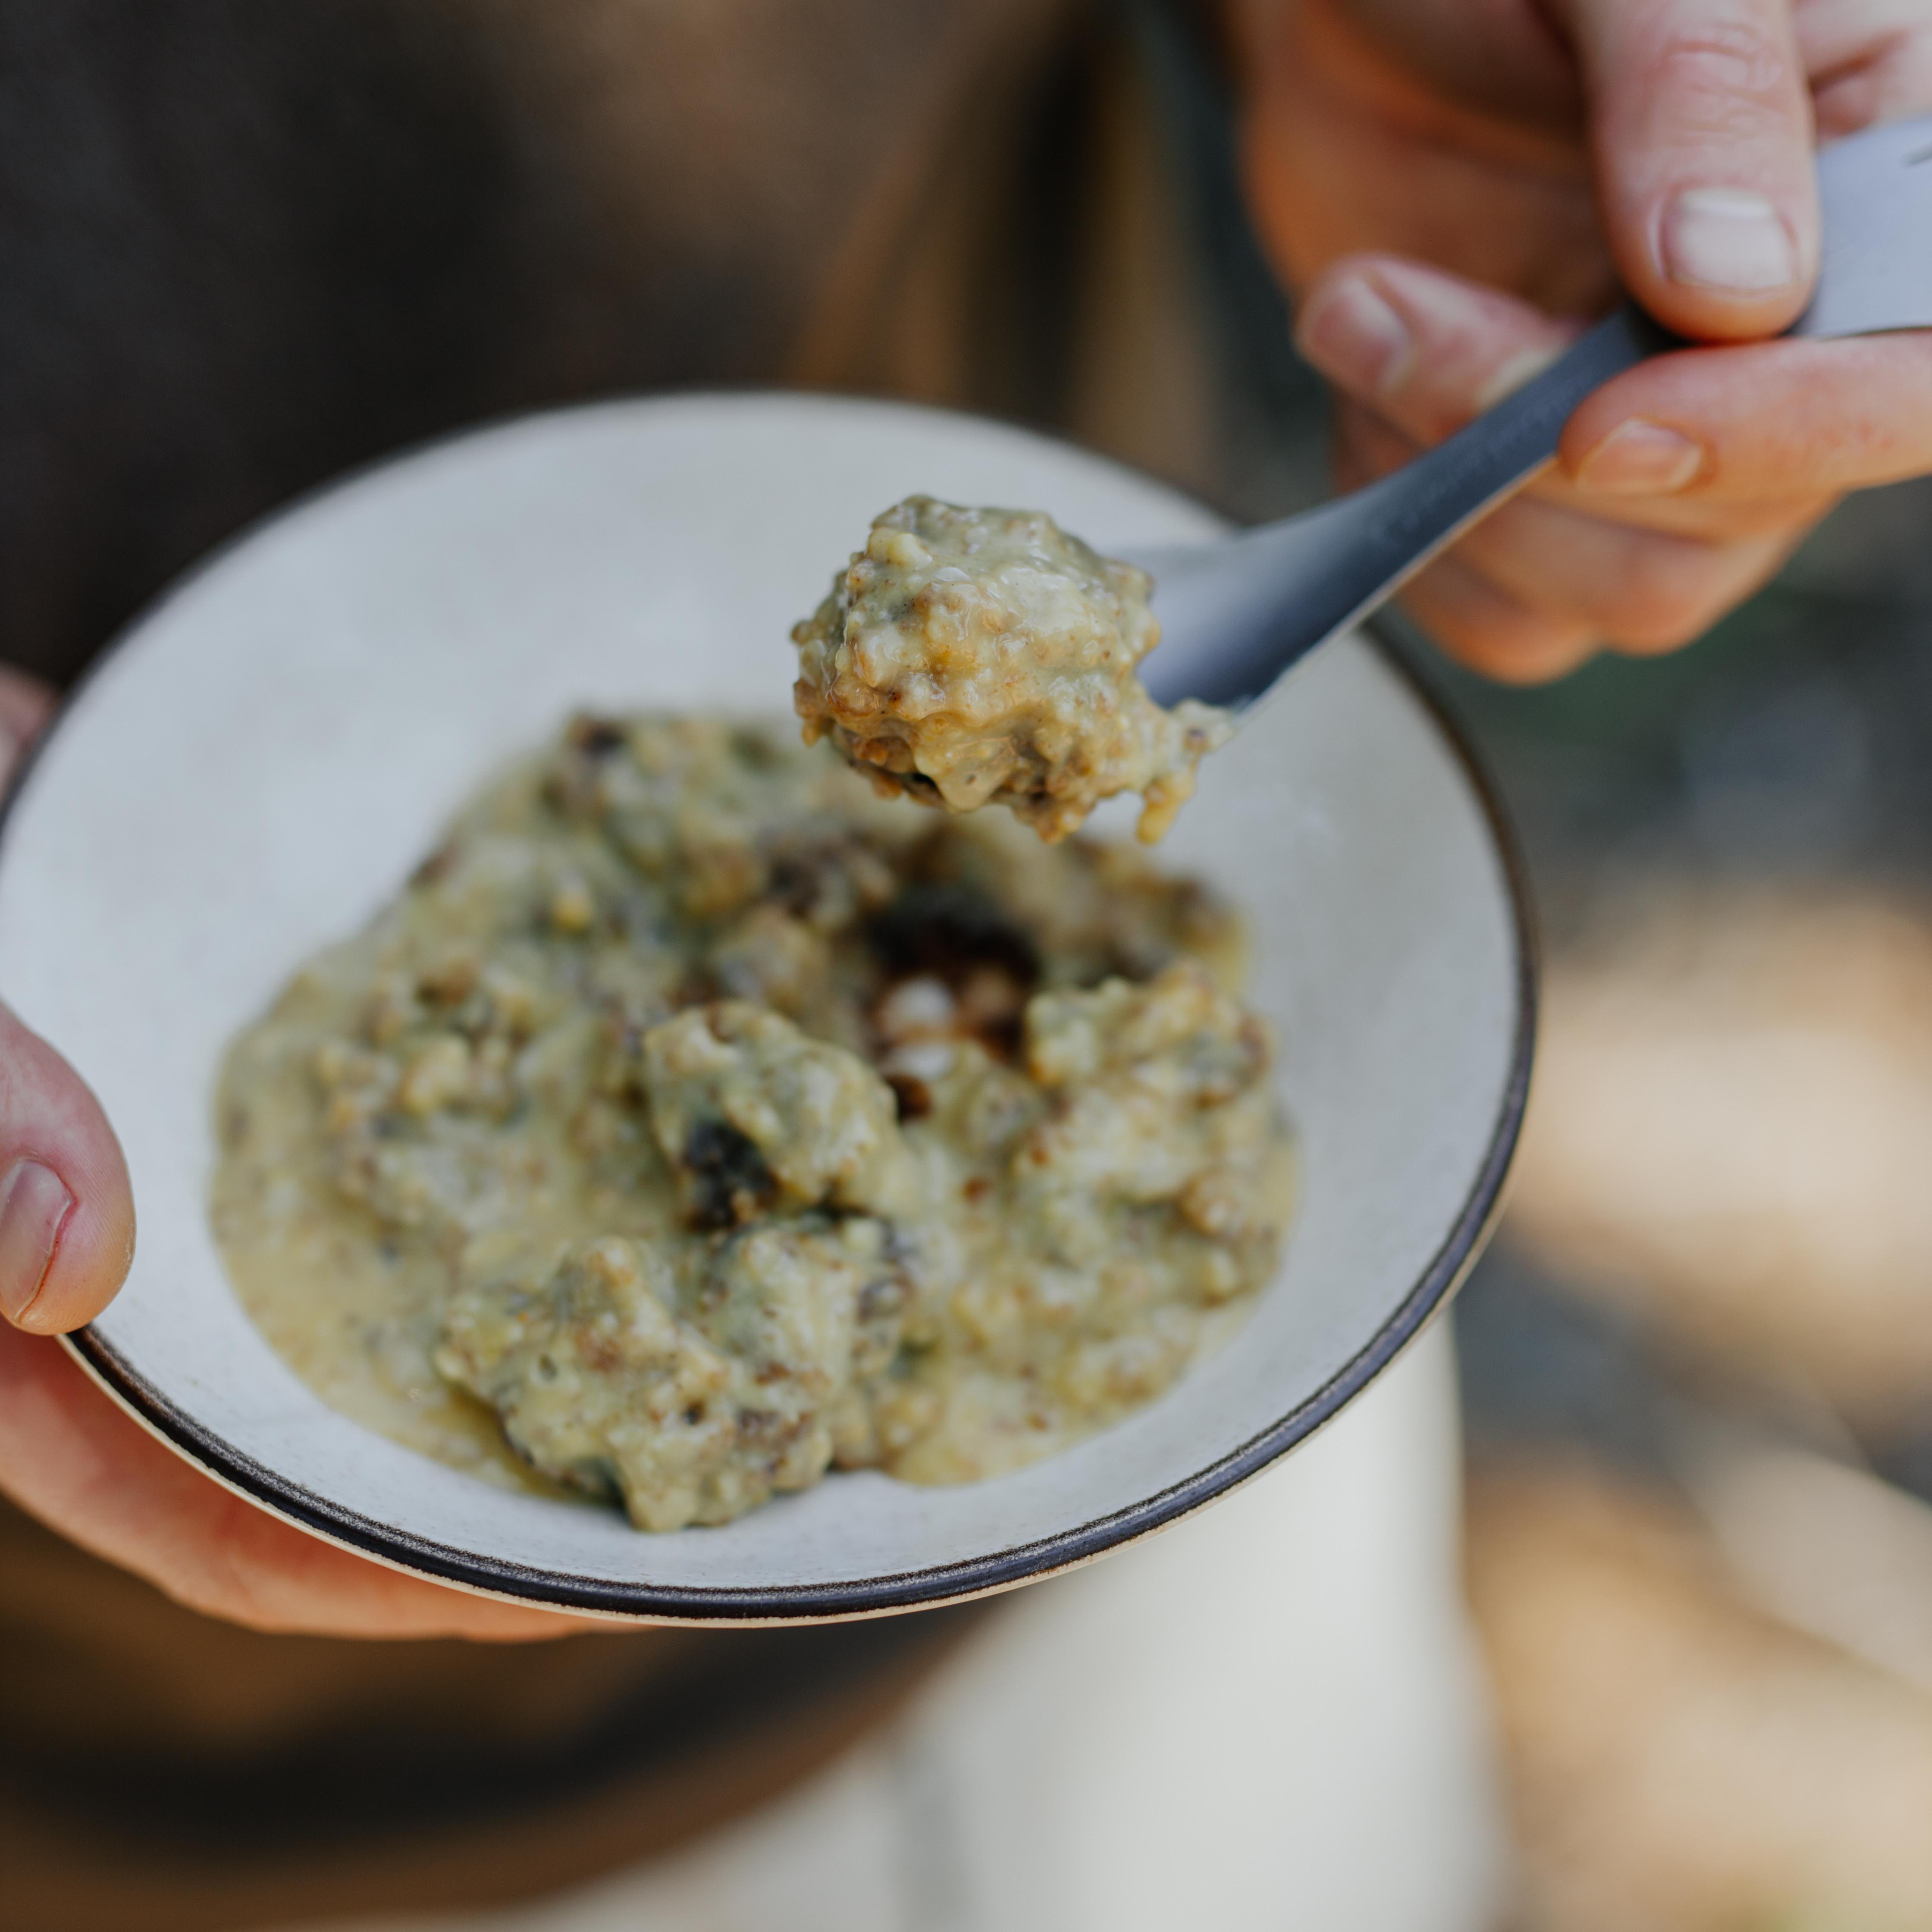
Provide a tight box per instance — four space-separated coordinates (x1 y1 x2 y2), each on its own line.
0 1003 135 1333
1559 0 1818 341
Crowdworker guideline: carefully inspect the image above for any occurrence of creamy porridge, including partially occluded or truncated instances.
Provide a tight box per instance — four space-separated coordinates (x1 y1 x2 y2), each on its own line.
214 716 1293 1530
793 497 1234 844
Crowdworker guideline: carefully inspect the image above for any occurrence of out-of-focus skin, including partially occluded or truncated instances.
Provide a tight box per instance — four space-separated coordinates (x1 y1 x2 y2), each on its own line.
1230 0 1932 681
0 669 591 1640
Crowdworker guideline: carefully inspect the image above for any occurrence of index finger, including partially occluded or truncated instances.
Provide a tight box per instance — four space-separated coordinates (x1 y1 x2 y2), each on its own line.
1559 329 1932 500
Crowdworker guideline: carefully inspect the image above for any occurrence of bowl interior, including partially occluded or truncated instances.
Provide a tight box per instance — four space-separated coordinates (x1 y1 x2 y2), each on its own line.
0 394 1528 1619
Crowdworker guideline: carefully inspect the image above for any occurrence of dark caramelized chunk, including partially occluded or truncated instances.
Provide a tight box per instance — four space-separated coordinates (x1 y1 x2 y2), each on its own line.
681 1119 778 1231
410 842 460 888
886 1073 933 1120
866 882 1041 1061
866 883 1040 990
567 716 629 757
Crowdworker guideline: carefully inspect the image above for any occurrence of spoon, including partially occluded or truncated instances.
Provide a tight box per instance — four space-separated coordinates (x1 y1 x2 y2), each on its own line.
1135 111 1932 711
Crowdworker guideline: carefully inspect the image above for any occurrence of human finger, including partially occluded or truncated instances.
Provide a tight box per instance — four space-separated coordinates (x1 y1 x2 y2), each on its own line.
0 1004 135 1335
1798 0 1932 137
0 1321 596 1640
1331 396 1814 672
1303 254 1842 540
0 670 120 1335
1452 492 1806 651
1557 0 1818 340
1395 549 1604 682
1334 392 1817 647
0 664 54 784
1295 254 1581 447
1560 329 1932 499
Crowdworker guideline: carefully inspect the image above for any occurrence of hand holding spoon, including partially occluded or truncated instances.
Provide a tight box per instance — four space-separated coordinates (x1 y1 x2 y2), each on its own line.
1135 112 1932 710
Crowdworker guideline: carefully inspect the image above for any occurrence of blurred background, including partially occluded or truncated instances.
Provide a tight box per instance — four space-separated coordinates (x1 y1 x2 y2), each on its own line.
1438 448 1932 1929
8 4 1932 1928
1158 8 1932 1926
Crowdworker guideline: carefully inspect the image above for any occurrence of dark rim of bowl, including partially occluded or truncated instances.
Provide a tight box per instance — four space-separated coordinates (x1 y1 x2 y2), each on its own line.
9 392 1537 1625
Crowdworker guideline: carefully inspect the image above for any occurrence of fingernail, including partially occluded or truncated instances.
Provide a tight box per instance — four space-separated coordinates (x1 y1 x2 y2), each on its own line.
0 1159 72 1323
1662 189 1796 293
1295 278 1413 397
1574 418 1706 495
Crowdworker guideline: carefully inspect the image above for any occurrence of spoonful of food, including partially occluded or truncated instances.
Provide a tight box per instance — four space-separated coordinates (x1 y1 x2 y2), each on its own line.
1133 110 1932 709
791 113 1932 848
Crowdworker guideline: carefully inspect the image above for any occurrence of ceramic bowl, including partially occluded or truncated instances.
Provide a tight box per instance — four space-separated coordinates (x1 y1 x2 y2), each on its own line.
0 393 1531 1622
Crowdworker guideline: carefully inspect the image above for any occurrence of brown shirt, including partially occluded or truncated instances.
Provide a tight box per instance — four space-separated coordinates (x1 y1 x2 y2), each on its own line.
0 5 1234 1927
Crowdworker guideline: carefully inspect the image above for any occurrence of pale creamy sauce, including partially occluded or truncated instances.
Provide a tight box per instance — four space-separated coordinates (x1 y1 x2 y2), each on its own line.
793 497 1234 844
213 716 1294 1530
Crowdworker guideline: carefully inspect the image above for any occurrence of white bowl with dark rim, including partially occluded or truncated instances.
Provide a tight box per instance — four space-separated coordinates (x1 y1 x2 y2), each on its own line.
0 394 1531 1624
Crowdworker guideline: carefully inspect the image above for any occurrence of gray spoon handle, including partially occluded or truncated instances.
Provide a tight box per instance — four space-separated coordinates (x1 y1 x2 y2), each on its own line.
1325 305 1678 606
1140 305 1679 709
